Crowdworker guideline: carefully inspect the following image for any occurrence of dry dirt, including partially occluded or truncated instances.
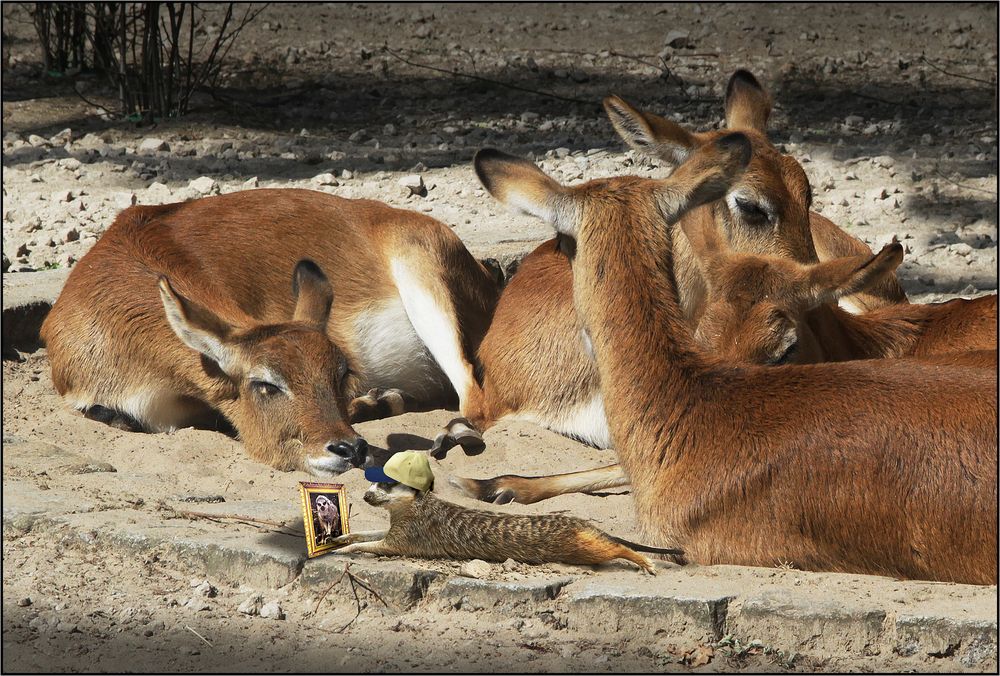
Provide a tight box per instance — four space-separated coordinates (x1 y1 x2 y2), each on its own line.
2 2 998 673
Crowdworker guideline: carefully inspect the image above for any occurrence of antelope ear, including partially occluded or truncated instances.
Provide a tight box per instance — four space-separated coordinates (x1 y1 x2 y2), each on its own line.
474 148 571 234
604 95 705 164
679 215 729 274
724 70 772 132
805 243 905 307
655 132 753 223
159 276 241 377
292 259 333 328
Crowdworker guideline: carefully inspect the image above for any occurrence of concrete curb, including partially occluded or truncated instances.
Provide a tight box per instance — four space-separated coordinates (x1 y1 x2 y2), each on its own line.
4 500 995 672
1 268 68 357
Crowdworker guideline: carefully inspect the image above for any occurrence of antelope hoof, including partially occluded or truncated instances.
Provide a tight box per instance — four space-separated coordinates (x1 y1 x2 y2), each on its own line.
430 419 484 458
491 488 515 505
447 474 524 504
349 388 406 423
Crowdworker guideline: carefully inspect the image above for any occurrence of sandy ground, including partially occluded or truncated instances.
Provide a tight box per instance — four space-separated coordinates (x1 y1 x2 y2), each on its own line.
2 2 998 672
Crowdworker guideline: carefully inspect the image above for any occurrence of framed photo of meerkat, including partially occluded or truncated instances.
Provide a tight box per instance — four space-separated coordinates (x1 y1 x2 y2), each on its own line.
298 482 350 558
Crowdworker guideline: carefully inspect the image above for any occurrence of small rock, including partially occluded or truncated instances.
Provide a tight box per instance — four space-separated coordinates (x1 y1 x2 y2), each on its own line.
61 158 82 171
62 227 80 243
520 111 540 123
459 559 492 579
183 597 210 612
16 243 31 257
139 137 170 153
844 115 864 127
195 581 217 598
950 243 973 256
259 601 284 620
398 174 426 197
348 129 369 143
114 191 137 209
340 170 354 180
873 155 895 169
959 283 978 295
17 597 32 607
51 189 74 203
28 134 49 147
870 187 889 201
188 176 217 195
237 595 263 616
50 128 73 145
243 176 259 189
664 29 691 48
312 172 339 186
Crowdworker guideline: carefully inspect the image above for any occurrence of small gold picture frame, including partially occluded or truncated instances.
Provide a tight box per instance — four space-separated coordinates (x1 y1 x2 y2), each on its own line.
298 482 350 558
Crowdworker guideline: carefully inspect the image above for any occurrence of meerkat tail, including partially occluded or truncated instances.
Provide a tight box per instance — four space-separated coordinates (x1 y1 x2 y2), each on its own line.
611 544 657 575
609 535 684 557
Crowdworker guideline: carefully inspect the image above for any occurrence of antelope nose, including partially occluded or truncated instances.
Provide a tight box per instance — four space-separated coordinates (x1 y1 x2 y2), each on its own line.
325 439 369 467
350 438 369 466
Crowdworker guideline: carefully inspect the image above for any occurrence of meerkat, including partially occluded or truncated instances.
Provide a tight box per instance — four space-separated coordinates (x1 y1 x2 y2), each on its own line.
314 494 341 544
328 481 683 574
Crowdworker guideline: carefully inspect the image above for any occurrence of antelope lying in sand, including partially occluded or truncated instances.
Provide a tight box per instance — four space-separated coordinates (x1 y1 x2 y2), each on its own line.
41 189 500 475
472 137 997 584
683 215 998 367
447 70 908 457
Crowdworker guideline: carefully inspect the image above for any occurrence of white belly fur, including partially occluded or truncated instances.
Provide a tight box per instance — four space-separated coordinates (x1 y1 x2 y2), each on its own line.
352 299 451 401
507 392 612 449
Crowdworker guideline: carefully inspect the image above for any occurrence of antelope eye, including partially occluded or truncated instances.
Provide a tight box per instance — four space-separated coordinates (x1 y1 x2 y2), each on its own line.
251 380 283 397
770 341 799 366
735 196 769 223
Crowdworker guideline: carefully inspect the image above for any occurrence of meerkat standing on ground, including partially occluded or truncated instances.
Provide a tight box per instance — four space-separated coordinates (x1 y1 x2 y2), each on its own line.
330 452 680 574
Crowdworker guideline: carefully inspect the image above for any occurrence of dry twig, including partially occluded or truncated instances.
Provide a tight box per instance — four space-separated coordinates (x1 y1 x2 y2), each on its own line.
382 44 595 106
185 625 213 648
174 509 304 537
919 55 996 87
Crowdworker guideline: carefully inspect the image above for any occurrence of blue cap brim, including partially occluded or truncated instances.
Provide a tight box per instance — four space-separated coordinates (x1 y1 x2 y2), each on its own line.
364 466 398 484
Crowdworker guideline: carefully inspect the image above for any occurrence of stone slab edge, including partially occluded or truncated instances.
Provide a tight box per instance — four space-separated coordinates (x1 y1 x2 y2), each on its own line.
3 499 996 670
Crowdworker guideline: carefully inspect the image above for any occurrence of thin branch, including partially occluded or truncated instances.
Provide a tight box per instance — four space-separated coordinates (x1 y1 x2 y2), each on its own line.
185 625 213 648
933 168 998 195
382 44 595 106
174 509 304 536
311 562 351 616
920 55 996 87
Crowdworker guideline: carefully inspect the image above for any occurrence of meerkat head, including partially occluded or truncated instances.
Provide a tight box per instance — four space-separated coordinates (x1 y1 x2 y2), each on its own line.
364 481 421 507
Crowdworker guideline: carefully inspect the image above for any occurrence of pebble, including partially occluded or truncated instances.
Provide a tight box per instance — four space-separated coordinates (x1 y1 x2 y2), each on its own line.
17 597 32 607
243 176 259 189
664 29 691 48
459 559 492 579
399 174 426 196
51 189 74 203
188 176 218 195
312 172 339 186
237 594 263 616
139 138 170 153
62 227 80 243
259 601 284 620
183 597 211 612
194 580 217 598
28 134 49 147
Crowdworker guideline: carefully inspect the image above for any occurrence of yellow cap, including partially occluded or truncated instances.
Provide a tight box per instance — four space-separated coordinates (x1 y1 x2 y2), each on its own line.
383 451 434 492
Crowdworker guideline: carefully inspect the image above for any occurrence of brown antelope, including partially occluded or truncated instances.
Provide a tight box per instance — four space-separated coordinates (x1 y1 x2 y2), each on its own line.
602 70 909 314
454 240 995 505
472 136 997 584
680 213 998 367
41 189 500 476
443 70 909 459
